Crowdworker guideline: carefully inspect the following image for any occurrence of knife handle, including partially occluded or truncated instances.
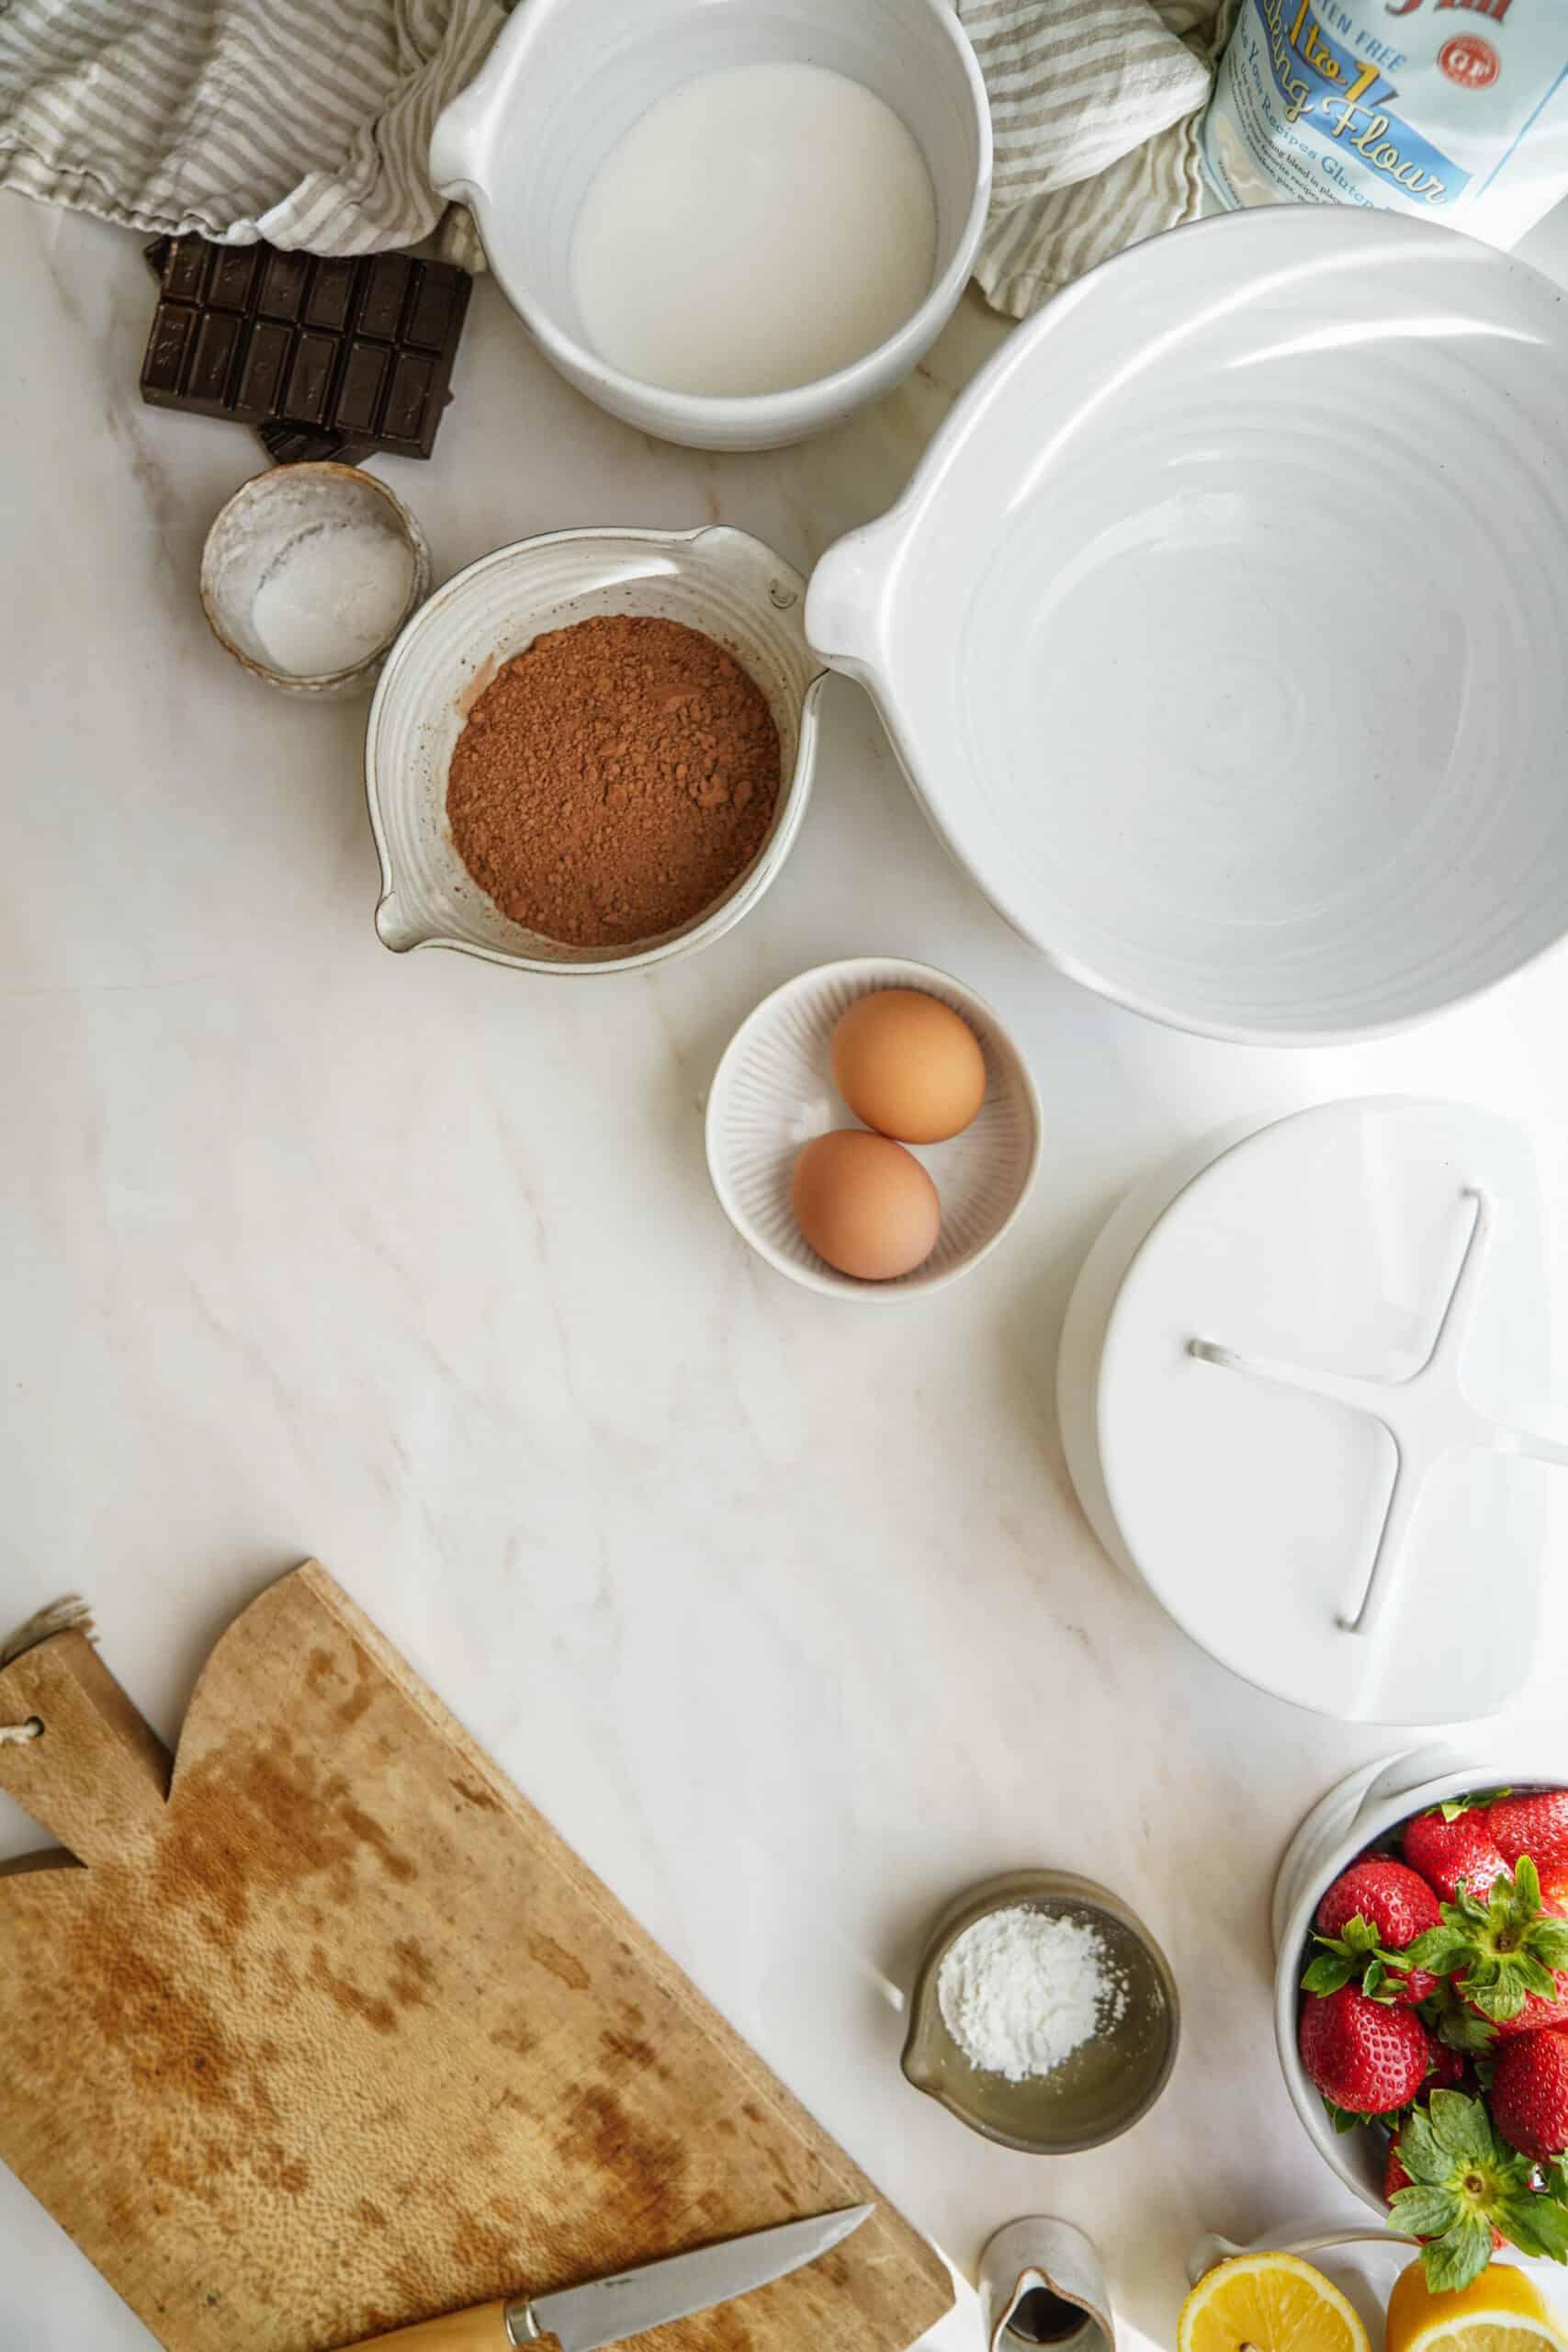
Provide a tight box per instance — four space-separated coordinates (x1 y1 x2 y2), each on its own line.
333 2298 528 2349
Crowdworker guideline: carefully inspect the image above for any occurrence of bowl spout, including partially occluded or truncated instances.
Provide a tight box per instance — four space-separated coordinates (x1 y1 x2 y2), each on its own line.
374 891 427 955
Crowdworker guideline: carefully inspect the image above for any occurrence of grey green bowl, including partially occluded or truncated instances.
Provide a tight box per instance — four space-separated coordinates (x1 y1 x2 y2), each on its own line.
902 1870 1180 2154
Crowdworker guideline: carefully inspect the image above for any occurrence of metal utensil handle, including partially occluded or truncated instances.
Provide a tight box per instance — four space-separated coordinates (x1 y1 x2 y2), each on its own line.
331 2298 528 2350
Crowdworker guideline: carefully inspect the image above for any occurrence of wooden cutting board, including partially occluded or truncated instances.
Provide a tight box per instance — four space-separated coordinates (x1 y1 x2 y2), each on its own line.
0 1563 951 2352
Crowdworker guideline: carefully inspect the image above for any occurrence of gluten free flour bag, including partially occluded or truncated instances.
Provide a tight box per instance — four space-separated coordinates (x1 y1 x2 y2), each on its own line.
1202 0 1568 247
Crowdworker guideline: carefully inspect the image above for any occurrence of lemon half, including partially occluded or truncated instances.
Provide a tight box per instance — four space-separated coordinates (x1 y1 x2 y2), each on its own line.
1385 2257 1568 2352
1179 2254 1371 2352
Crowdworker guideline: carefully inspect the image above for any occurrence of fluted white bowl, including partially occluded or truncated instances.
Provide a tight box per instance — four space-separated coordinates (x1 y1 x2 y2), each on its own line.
705 957 1041 1299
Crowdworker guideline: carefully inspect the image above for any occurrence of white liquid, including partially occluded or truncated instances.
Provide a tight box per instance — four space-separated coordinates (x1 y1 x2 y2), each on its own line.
250 522 414 678
570 62 938 399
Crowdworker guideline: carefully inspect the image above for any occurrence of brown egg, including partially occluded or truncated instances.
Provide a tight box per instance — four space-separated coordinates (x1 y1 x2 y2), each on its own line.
792 1128 941 1281
830 989 987 1144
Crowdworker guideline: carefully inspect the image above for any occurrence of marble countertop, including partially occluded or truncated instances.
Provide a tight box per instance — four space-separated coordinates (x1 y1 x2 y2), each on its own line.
6 189 1568 2352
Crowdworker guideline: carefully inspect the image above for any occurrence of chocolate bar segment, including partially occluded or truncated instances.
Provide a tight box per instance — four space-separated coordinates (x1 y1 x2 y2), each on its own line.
163 239 208 303
236 319 294 416
356 254 412 341
139 233 471 462
380 351 438 448
186 311 244 412
143 301 197 396
304 256 357 333
405 267 460 354
257 249 310 322
256 420 363 465
335 341 393 436
284 331 339 424
209 247 260 311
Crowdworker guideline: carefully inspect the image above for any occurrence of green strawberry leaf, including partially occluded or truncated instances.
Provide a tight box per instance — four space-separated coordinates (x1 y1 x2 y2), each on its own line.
1364 1959 1396 2002
1322 2098 1368 2136
1499 2192 1568 2265
1342 1915 1382 1957
1467 1970 1542 2023
1391 2184 1460 2236
1420 2214 1497 2293
1429 2088 1495 2164
1303 1951 1355 1996
1438 1792 1510 1823
1435 2002 1498 2055
1425 1858 1567 2024
1396 2106 1450 2186
1407 1926 1474 1975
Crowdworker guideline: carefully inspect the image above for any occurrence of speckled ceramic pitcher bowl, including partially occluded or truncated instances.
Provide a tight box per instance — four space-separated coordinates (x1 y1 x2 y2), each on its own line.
365 524 825 974
901 1870 1179 2154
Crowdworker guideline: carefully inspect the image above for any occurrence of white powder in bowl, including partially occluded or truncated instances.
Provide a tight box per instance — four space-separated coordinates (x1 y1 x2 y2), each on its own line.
250 518 415 678
937 1905 1127 2083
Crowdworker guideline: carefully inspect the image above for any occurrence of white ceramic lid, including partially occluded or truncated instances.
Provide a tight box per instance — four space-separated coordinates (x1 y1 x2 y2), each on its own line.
1065 1098 1563 1723
806 209 1568 1044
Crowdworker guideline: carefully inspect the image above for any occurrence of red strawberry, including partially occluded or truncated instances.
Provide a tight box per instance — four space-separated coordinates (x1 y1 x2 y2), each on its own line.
1404 1808 1510 1904
1314 1859 1441 2003
1488 1891 1568 2035
1426 2040 1467 2089
1491 2028 1568 2163
1488 1792 1568 1889
1299 1984 1430 2114
1384 2139 1413 2206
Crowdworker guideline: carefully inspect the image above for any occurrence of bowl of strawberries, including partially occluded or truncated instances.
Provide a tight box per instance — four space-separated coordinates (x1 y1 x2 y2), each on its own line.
1275 1747 1568 2294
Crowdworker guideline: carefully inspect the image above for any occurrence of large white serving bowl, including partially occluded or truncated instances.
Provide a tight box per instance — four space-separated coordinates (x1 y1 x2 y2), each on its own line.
429 0 990 453
807 209 1568 1045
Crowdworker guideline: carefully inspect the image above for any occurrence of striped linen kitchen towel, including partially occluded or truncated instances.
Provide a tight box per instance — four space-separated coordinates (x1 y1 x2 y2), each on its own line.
958 0 1236 317
0 0 502 251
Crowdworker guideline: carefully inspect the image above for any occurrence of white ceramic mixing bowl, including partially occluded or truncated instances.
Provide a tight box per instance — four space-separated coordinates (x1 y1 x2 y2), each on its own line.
807 208 1568 1043
429 0 990 452
1273 1745 1566 2213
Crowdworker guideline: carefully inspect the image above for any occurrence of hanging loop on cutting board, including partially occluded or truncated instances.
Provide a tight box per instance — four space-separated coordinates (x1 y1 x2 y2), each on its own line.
0 1618 171 1863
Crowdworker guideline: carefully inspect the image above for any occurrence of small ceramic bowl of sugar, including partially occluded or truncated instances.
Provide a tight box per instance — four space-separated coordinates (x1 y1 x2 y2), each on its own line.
201 464 430 698
705 957 1041 1300
902 1871 1180 2154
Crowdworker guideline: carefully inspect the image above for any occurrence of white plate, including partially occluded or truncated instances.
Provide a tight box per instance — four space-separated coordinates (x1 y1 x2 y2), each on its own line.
705 958 1041 1299
807 209 1568 1044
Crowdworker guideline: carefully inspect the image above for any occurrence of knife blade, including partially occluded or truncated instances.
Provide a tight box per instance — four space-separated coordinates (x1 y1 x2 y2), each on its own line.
514 2203 874 2351
332 2201 874 2351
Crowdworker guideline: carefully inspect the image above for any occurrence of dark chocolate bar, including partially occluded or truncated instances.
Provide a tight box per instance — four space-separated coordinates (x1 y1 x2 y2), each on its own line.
140 234 470 463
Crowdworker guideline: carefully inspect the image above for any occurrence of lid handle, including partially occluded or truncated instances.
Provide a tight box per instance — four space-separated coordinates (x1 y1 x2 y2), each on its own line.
1190 1186 1568 1643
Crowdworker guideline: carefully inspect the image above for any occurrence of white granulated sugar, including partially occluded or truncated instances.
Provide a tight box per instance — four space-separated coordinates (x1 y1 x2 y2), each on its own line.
938 1905 1126 2083
250 520 414 678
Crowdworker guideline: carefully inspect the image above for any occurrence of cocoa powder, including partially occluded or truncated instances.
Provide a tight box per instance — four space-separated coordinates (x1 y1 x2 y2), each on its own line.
446 615 781 947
